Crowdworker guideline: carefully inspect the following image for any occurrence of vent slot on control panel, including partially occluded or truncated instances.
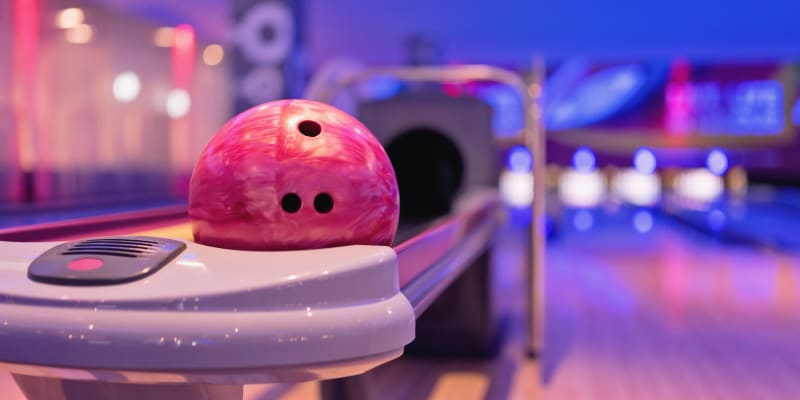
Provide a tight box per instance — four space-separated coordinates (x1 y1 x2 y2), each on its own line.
29 236 187 286
60 238 163 258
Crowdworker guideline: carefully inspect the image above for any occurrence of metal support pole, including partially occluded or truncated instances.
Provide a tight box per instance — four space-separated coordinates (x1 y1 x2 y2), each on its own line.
525 57 547 358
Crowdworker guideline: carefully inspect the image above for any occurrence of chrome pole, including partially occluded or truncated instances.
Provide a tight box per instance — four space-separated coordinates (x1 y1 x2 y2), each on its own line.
525 57 547 357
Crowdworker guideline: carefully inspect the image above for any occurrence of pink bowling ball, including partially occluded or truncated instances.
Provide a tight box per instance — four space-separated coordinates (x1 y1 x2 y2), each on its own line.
189 99 399 250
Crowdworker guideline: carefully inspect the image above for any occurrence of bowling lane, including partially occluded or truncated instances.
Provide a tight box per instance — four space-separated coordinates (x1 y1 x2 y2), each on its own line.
665 187 800 249
540 210 800 399
0 198 185 229
267 209 800 399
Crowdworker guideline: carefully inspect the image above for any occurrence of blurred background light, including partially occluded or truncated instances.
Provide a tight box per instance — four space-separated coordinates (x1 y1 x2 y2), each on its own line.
545 64 647 131
360 77 403 100
572 147 596 172
173 24 195 49
65 24 93 44
675 168 724 203
56 8 84 29
706 149 729 176
166 89 191 118
507 145 533 172
573 210 594 232
153 27 175 47
559 169 605 208
633 210 654 233
500 170 533 207
612 169 661 207
202 44 224 66
112 72 141 103
633 148 657 174
478 84 524 136
706 209 726 231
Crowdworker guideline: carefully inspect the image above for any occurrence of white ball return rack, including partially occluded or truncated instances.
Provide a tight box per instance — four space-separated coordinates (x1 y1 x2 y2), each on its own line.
0 190 498 400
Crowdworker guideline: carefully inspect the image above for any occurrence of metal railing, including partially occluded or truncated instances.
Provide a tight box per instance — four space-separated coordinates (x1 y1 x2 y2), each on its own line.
307 63 547 355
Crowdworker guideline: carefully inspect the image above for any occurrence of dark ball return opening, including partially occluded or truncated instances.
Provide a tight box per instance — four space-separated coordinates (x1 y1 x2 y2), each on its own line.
384 125 501 359
386 128 464 221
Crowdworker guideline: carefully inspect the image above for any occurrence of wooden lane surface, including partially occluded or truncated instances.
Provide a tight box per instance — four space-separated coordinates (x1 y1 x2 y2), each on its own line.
132 222 194 241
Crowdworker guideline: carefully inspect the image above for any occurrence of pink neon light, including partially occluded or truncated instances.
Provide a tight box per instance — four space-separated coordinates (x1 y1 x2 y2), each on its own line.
664 59 693 136
171 24 195 90
11 0 39 201
170 24 196 196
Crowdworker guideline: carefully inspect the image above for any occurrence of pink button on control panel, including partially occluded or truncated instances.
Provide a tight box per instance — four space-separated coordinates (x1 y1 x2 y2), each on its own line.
67 258 104 271
29 236 186 286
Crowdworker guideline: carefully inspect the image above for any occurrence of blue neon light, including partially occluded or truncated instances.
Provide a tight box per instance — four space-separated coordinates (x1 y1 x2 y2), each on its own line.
364 77 403 100
478 84 524 136
633 148 657 174
678 80 785 135
633 210 654 233
545 64 648 131
706 209 726 232
706 149 729 176
507 145 533 172
730 80 783 134
573 210 594 232
572 147 596 172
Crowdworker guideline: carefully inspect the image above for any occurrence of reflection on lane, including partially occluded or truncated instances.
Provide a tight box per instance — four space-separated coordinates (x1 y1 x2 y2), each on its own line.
665 187 800 249
544 212 800 399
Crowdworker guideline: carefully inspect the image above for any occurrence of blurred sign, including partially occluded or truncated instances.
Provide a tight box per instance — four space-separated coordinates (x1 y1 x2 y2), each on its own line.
233 0 305 113
546 61 797 150
545 64 650 131
666 80 784 136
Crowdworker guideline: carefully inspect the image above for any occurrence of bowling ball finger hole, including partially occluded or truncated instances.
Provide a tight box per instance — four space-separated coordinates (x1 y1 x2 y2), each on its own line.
314 193 334 213
298 120 322 137
281 193 302 213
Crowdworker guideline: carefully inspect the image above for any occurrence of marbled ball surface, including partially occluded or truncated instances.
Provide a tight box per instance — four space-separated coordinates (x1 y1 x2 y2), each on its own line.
189 99 399 250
